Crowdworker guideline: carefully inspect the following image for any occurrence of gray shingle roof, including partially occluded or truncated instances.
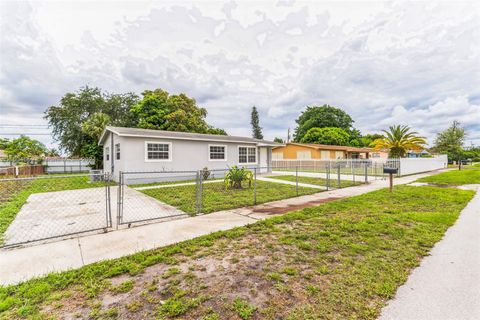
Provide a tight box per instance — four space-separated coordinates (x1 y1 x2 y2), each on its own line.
100 126 281 146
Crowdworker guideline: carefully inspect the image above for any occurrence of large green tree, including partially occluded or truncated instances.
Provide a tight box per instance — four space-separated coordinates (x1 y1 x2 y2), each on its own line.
359 133 384 147
130 89 226 135
294 105 355 142
432 121 465 163
80 112 112 168
250 106 263 139
0 138 9 150
4 136 47 162
300 127 350 146
44 86 139 157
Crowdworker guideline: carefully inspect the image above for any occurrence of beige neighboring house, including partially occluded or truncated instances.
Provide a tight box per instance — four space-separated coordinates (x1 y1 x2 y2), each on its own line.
370 149 389 160
272 143 371 160
0 150 6 159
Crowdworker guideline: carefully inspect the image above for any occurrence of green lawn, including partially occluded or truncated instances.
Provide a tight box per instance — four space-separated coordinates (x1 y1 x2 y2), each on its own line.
416 166 480 186
130 178 222 188
0 185 474 319
0 175 111 244
267 175 363 188
141 180 320 214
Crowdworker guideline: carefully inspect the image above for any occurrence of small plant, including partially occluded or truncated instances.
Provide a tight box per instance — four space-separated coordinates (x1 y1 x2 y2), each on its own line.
162 267 181 279
110 280 134 294
232 297 256 319
224 166 253 190
201 167 211 181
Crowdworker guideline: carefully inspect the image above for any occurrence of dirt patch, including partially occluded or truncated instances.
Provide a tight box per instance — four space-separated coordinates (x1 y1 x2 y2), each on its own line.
251 197 343 215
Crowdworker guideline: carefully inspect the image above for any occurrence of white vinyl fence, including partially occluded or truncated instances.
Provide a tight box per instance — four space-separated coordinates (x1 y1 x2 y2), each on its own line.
399 155 448 176
0 158 94 173
272 155 448 177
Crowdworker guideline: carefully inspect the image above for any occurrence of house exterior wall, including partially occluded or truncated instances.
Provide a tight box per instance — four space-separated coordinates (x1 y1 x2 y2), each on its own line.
273 145 348 160
103 132 273 180
273 145 320 159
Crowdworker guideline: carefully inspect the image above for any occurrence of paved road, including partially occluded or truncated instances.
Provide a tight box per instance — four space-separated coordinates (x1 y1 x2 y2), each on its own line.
379 185 480 320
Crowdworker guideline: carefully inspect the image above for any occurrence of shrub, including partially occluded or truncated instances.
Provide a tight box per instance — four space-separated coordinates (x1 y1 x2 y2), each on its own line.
224 166 253 190
201 167 211 181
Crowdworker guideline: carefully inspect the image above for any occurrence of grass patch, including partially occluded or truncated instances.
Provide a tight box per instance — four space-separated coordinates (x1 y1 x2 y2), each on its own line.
268 175 362 188
0 175 112 244
232 297 256 319
140 180 319 214
0 185 474 319
130 178 222 188
417 166 480 186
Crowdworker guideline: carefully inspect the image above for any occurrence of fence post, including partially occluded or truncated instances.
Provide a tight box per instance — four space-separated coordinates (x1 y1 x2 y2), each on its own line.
326 161 330 190
195 171 200 215
198 170 203 215
337 163 341 188
105 173 112 228
352 161 355 185
116 172 122 229
295 166 298 196
364 162 368 183
253 167 257 205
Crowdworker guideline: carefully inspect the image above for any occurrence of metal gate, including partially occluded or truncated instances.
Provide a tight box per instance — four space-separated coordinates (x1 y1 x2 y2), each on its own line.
0 173 112 248
116 171 195 226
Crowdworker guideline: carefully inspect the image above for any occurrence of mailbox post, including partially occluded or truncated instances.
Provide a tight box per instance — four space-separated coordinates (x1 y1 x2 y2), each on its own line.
383 167 398 192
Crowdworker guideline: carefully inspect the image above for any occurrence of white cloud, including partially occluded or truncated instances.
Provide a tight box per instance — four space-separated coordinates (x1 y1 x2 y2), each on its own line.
1 0 480 149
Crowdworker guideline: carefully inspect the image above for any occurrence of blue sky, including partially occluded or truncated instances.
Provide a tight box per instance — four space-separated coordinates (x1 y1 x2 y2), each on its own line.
1 0 479 149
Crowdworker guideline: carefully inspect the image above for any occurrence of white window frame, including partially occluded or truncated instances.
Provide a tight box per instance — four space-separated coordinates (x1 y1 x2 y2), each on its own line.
105 147 109 161
208 144 227 161
238 145 257 165
115 143 120 160
144 141 173 162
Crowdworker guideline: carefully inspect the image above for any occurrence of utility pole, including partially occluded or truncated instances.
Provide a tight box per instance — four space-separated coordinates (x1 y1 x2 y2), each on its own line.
287 128 291 143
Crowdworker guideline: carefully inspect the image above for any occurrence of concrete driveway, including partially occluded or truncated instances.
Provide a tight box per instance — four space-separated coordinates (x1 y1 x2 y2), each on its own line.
3 187 110 246
3 186 188 246
120 186 188 224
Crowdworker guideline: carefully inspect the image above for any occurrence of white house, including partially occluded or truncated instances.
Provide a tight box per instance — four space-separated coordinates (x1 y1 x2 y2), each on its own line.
99 126 281 181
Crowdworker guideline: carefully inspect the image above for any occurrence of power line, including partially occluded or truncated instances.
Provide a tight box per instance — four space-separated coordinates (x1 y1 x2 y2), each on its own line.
0 133 52 136
0 124 49 127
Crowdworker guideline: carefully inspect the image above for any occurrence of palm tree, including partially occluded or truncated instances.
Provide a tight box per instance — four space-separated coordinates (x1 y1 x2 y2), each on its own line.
372 125 426 158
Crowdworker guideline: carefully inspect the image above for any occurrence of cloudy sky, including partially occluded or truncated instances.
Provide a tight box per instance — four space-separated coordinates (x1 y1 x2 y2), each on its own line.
1 0 479 149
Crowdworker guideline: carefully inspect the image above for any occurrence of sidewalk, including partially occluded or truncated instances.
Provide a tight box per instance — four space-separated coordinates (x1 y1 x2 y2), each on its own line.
0 170 447 285
379 184 480 320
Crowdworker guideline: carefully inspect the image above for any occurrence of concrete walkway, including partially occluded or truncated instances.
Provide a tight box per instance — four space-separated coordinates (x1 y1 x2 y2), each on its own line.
0 169 448 285
379 184 480 320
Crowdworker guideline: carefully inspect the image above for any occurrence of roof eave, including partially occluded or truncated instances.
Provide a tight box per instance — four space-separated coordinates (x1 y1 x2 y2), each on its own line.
98 127 119 146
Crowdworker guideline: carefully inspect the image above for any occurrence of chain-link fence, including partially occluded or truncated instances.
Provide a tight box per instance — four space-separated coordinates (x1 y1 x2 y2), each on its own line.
118 163 373 222
0 173 112 248
117 171 194 226
272 159 399 180
0 161 379 247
